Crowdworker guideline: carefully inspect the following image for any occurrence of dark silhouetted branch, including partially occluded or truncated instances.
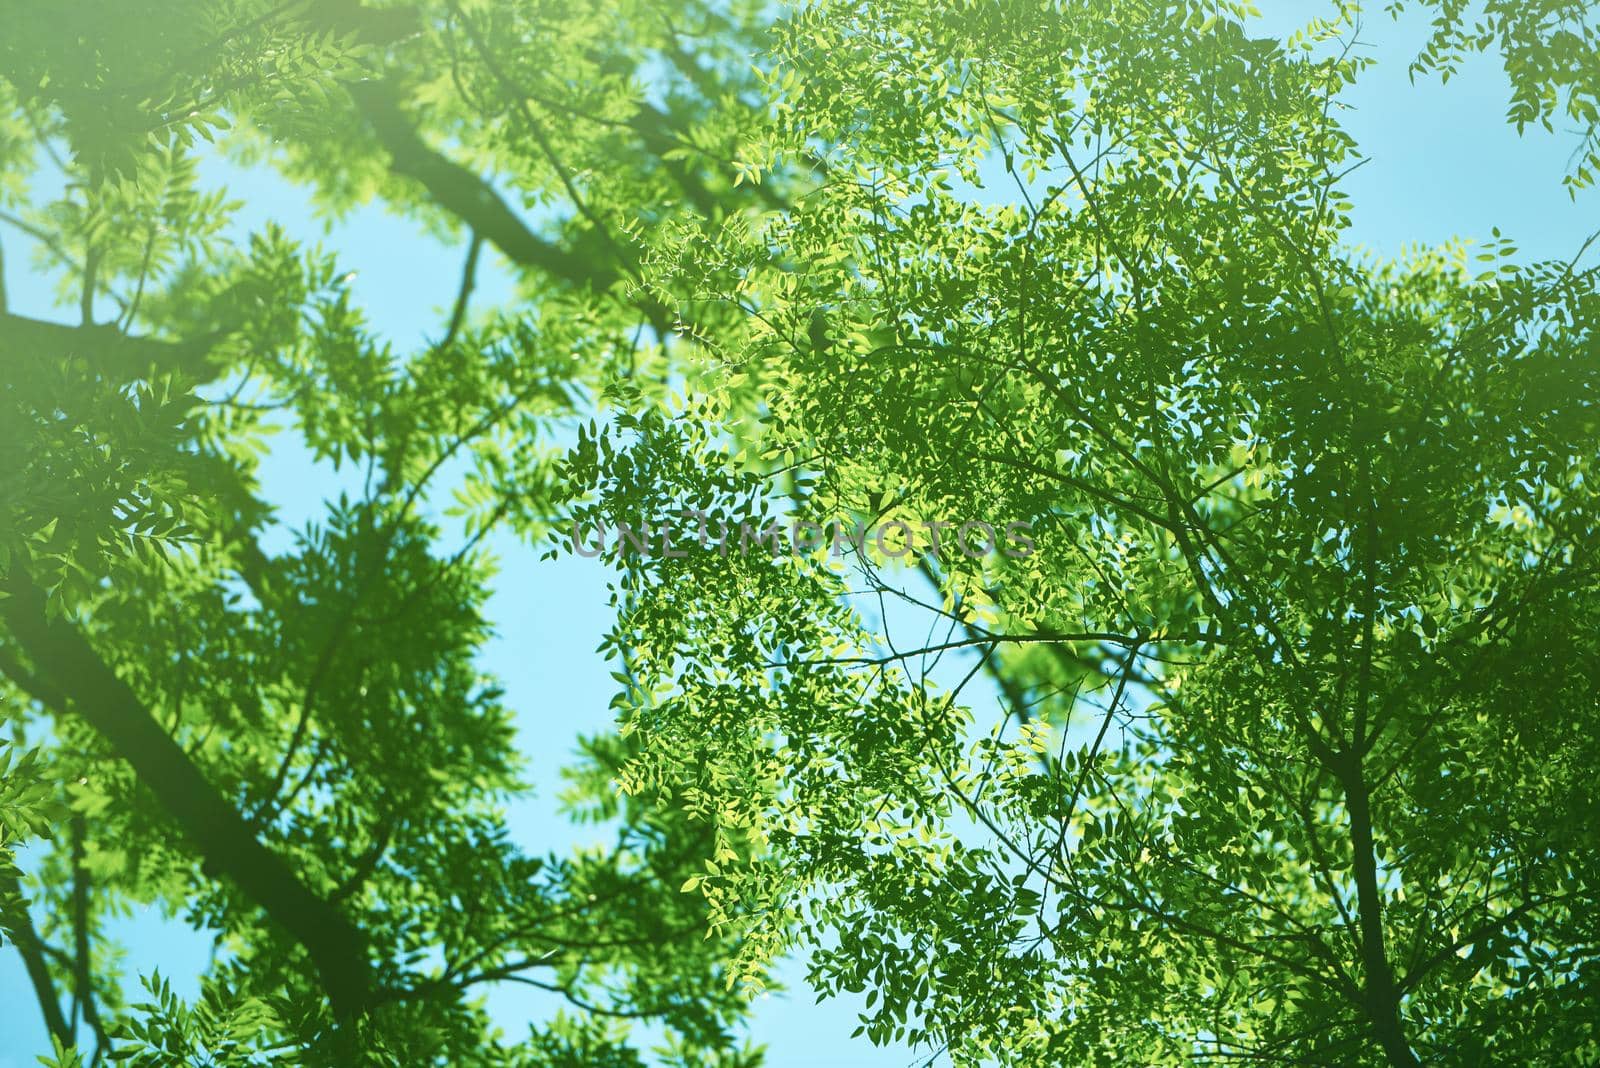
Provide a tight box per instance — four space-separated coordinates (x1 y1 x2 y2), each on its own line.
0 571 372 1019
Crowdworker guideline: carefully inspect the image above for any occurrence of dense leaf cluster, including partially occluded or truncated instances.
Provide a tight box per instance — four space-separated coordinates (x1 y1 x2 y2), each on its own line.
2 1 1598 1066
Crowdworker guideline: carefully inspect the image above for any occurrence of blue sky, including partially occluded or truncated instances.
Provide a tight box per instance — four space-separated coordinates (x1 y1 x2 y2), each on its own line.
2 4 1596 1065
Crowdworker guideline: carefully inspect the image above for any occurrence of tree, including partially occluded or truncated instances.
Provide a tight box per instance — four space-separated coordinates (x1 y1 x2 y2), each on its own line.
0 0 778 1062
4 0 1599 1066
574 1 1600 1065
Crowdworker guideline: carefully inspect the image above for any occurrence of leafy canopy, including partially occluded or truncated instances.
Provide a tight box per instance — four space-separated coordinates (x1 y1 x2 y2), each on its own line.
577 1 1600 1065
2 1 1599 1067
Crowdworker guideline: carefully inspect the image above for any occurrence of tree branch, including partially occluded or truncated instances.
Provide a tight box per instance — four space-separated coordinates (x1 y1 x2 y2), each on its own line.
69 816 108 1058
0 570 372 1019
346 80 616 292
1337 754 1419 1067
0 859 74 1051
0 311 219 381
344 78 677 337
